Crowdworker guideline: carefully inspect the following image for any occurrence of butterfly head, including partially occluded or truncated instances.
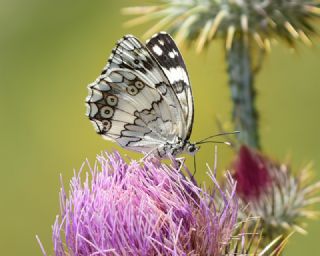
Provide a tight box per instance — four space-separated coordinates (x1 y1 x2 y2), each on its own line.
185 142 199 156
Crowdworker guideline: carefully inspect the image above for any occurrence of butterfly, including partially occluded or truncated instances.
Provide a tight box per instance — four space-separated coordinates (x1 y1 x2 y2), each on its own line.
85 32 199 158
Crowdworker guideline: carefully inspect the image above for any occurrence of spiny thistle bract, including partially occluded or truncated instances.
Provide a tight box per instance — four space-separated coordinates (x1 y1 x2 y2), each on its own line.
234 145 320 239
123 0 320 51
41 152 286 256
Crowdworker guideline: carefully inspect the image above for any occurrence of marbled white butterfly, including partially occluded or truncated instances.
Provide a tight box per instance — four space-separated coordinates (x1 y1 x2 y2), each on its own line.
86 32 198 158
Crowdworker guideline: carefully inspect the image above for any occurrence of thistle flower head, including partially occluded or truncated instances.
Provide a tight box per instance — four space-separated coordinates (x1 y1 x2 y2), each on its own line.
234 145 320 237
123 0 320 51
234 145 272 201
48 151 281 255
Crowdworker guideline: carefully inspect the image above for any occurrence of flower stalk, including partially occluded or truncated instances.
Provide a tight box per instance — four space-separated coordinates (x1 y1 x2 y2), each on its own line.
227 38 260 148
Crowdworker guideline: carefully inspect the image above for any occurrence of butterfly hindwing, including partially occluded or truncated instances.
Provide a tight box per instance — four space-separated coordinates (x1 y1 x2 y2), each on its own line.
146 32 194 140
86 35 188 154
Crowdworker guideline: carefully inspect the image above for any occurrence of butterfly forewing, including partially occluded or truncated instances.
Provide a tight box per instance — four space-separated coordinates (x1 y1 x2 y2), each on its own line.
86 33 194 156
146 32 194 140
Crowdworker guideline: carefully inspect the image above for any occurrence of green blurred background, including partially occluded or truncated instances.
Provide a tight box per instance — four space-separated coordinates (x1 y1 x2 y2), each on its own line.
1 0 319 255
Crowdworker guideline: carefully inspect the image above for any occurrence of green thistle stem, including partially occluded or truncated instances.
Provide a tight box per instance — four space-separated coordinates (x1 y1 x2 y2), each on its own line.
227 39 260 149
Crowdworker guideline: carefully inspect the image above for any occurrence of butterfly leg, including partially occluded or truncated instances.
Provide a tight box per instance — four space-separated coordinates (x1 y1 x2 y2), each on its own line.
139 150 154 162
139 148 158 163
172 156 185 172
192 154 197 178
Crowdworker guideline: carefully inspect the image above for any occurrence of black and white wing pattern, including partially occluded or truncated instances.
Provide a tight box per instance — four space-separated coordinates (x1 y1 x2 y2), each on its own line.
86 32 194 157
146 32 194 140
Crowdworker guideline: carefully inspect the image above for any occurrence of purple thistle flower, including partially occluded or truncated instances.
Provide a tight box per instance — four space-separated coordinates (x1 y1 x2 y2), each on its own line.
49 151 238 256
234 145 272 201
40 151 286 255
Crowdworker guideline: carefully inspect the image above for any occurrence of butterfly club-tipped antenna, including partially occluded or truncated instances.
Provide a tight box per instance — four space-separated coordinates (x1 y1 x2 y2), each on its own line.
195 131 240 146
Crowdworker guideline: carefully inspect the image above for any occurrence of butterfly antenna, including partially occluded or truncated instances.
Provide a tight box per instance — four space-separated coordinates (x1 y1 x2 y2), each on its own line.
195 140 231 146
196 131 240 144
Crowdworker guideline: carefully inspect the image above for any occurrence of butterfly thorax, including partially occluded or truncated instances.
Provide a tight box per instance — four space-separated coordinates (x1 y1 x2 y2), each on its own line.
158 138 199 157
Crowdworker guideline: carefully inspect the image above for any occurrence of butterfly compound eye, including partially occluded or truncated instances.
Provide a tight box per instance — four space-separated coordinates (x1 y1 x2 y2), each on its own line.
187 144 199 155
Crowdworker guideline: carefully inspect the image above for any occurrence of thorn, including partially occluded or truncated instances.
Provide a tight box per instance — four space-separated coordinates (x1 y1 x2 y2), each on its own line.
298 30 312 46
304 5 320 15
196 20 213 53
264 38 271 52
254 32 265 49
121 6 160 15
284 21 299 39
175 15 198 45
208 10 227 39
226 25 235 50
241 14 248 33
